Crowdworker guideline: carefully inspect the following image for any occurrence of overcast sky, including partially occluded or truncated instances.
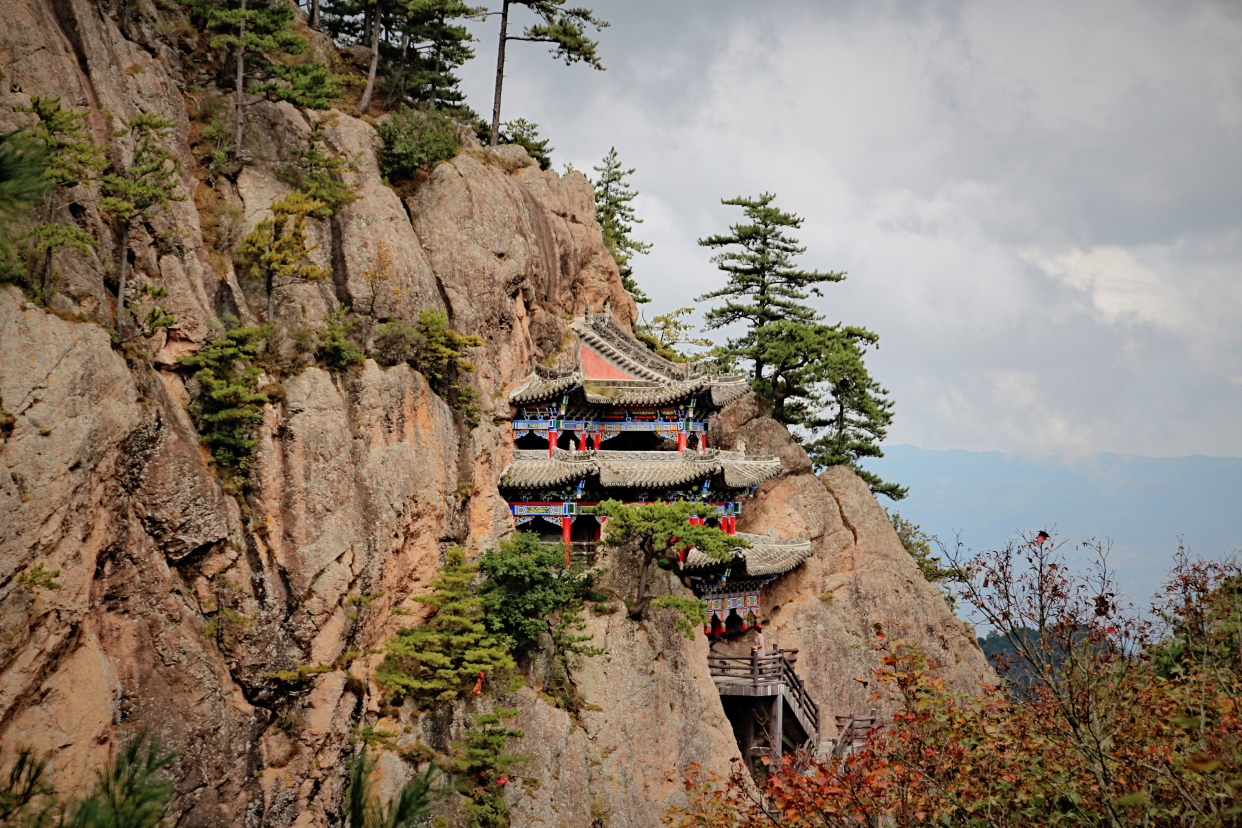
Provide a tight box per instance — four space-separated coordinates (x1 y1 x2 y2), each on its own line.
455 0 1242 460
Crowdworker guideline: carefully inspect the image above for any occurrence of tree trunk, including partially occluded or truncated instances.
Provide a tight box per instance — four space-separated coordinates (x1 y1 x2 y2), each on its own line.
266 268 275 322
358 4 382 114
489 0 510 147
115 220 130 329
234 0 247 161
429 10 444 109
310 0 320 30
37 192 56 300
629 555 650 620
386 27 408 108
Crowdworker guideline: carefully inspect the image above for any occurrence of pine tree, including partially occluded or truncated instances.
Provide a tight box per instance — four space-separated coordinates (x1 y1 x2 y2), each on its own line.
10 97 105 300
65 731 176 828
592 147 650 303
99 113 185 329
376 547 517 705
696 193 845 383
449 707 525 828
488 1 607 147
0 131 47 218
396 0 482 111
596 501 743 621
342 747 443 828
236 191 330 321
177 324 270 472
802 332 906 500
0 745 55 828
276 122 360 218
207 0 341 160
499 119 552 170
0 131 48 284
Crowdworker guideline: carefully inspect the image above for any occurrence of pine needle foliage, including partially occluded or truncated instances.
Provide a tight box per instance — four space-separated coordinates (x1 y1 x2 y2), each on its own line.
0 131 48 219
377 548 516 705
377 107 459 182
498 119 551 170
592 147 650 303
12 97 105 191
65 731 176 828
178 324 270 472
487 1 607 147
696 193 845 384
276 123 359 218
236 191 330 321
10 97 104 300
0 746 55 828
315 307 365 371
595 501 743 621
342 747 443 828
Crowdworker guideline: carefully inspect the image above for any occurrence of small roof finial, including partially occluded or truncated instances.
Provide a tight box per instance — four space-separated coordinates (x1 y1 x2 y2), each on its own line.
585 301 591 317
603 300 611 317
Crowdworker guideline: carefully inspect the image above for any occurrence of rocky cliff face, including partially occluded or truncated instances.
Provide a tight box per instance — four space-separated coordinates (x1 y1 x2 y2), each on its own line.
0 2 991 826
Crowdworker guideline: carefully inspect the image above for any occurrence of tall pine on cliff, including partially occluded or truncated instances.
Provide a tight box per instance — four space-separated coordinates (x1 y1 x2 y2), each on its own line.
202 0 341 159
697 193 904 499
488 1 607 146
377 547 516 705
236 191 330 321
593 147 650 304
99 114 185 329
696 193 844 383
11 97 104 301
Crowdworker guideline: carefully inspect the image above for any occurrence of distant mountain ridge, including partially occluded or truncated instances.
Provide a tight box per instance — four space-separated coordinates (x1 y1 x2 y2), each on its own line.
863 446 1242 607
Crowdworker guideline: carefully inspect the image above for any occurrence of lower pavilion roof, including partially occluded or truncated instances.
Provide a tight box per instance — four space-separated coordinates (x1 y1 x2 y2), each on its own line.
684 532 815 577
499 448 784 490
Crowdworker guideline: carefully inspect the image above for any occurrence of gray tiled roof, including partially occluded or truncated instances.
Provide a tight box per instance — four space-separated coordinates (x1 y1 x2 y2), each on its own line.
508 313 751 406
499 448 783 489
682 533 815 577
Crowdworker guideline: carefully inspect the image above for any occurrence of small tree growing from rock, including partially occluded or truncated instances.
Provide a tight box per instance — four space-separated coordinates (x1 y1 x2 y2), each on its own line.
99 113 185 329
376 547 516 705
236 191 329 321
11 96 105 302
596 500 743 622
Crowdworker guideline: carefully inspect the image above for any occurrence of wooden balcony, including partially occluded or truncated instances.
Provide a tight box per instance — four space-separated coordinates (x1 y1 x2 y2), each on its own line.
708 649 820 760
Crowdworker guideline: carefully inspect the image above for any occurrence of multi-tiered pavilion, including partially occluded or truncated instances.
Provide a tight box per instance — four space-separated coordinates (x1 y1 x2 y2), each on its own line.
500 308 814 637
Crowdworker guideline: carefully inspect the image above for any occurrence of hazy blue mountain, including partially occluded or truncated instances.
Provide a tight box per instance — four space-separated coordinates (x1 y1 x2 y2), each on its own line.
862 446 1242 609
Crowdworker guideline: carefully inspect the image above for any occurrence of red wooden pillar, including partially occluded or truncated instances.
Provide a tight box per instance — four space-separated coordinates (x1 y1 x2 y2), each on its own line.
562 516 572 565
592 432 601 450
677 431 687 452
548 430 558 457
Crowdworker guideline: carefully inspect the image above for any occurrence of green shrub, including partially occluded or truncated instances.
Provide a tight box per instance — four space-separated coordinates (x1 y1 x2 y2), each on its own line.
499 118 552 171
651 596 709 640
315 307 365 371
377 107 458 181
478 532 595 652
372 318 419 366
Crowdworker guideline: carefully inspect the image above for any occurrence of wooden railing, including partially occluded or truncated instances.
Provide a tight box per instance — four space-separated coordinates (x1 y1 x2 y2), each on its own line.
830 709 880 759
708 650 820 741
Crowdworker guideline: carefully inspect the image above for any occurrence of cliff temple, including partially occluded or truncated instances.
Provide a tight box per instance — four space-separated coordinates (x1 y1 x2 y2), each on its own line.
499 309 815 638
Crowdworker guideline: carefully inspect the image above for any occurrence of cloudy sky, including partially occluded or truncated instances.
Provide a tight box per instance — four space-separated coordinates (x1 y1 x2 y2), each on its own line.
456 0 1242 460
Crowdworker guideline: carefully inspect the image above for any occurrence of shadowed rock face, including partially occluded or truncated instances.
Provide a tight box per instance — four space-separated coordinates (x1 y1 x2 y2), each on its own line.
0 1 990 825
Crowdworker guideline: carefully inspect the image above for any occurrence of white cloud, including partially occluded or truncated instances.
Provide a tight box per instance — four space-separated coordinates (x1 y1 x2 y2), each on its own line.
453 0 1242 459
